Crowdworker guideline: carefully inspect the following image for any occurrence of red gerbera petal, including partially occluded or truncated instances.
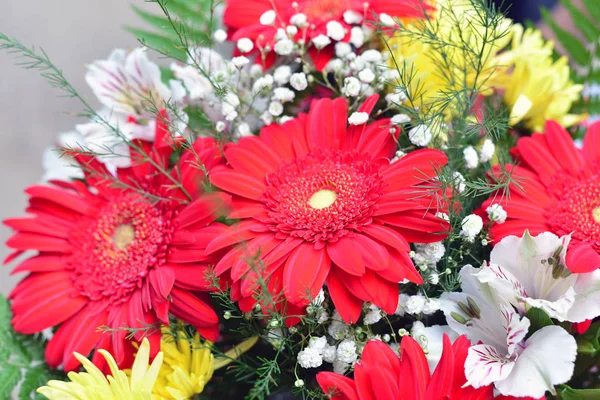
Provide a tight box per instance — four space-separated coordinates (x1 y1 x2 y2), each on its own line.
317 335 493 400
5 130 224 370
482 121 600 268
211 96 448 324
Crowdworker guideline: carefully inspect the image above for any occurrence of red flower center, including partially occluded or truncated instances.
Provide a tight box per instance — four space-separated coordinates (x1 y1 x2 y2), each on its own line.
546 172 600 246
263 150 384 243
69 193 174 303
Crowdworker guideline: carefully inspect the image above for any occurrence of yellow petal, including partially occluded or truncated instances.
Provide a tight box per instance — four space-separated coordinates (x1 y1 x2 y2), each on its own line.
509 94 532 125
130 338 151 390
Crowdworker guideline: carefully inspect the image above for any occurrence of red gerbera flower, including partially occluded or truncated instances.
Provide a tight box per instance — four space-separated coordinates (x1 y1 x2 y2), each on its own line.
317 335 494 400
223 0 431 70
482 120 600 274
4 113 229 371
207 95 449 324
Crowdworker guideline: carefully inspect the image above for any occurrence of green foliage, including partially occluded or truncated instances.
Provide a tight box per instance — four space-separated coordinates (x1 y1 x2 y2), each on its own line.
0 295 66 400
540 7 589 66
541 0 600 116
559 387 600 399
559 0 600 43
127 0 217 61
123 27 187 61
525 307 553 336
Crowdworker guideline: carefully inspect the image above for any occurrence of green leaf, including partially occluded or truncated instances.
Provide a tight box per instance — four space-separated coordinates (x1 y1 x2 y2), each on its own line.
0 295 67 399
19 366 51 400
561 387 600 399
525 307 553 335
164 0 213 25
540 7 590 65
123 27 187 61
0 364 22 399
560 0 600 43
131 6 175 38
0 293 11 326
582 0 600 23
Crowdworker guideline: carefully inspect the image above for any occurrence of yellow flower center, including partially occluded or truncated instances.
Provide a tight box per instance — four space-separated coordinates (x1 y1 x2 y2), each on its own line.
308 189 337 210
593 207 600 224
113 224 135 250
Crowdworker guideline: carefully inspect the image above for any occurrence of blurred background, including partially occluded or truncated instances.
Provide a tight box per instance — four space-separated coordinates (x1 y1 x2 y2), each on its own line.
0 1 154 294
0 0 576 295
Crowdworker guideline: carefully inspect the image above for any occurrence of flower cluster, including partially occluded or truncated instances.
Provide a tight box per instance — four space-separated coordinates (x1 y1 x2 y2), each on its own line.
1 0 598 399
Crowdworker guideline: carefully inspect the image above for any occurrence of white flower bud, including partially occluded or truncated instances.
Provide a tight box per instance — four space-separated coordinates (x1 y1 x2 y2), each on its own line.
391 114 410 125
453 171 466 193
363 304 382 325
312 34 331 50
335 42 352 58
290 13 307 27
343 10 363 24
350 26 365 48
361 49 382 63
231 56 249 68
380 13 396 27
486 204 507 224
326 20 346 41
272 87 295 103
358 68 375 83
213 29 227 43
273 65 292 85
348 111 369 125
286 25 298 36
463 146 478 169
336 339 358 364
408 124 433 147
237 38 254 53
342 77 361 97
405 294 426 314
298 347 323 368
460 214 483 242
290 72 308 91
260 10 276 25
274 38 294 55
268 101 284 116
479 138 496 163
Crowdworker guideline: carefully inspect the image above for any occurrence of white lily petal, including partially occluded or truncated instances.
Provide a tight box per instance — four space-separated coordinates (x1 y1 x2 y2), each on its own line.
501 306 529 356
495 326 576 398
475 263 528 311
464 344 515 388
523 288 575 321
567 270 600 322
86 48 176 117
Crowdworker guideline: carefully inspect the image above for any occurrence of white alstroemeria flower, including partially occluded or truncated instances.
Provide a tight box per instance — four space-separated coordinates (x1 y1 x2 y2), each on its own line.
75 110 140 173
171 47 228 101
86 48 184 117
42 131 85 182
476 231 600 323
410 321 458 372
441 265 576 398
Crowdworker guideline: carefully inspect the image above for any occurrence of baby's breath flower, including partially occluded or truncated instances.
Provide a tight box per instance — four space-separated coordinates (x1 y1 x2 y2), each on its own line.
237 38 254 53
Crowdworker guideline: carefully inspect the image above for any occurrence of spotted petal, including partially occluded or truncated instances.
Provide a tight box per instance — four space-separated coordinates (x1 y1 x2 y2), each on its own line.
495 326 576 398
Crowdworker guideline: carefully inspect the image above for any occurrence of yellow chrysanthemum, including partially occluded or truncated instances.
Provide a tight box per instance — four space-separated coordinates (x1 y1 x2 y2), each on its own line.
37 338 163 400
153 331 214 400
492 24 584 131
387 0 511 118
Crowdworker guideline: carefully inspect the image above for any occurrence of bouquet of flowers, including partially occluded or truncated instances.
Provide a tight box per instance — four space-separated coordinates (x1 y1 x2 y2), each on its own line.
1 0 600 399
